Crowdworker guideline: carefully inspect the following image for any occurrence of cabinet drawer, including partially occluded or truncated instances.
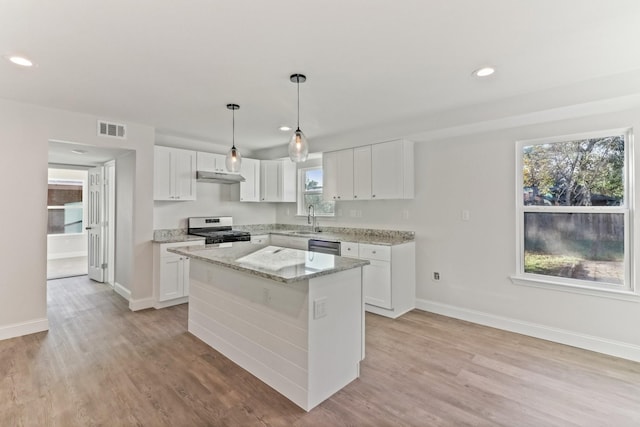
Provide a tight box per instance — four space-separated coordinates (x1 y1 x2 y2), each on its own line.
251 234 269 244
159 240 204 257
359 244 391 261
341 241 359 258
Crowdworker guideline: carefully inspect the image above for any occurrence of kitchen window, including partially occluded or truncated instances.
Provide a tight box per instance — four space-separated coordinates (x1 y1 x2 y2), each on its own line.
512 128 636 297
297 167 335 216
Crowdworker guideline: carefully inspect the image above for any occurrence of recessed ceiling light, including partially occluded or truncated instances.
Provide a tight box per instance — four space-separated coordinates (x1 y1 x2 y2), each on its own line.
473 67 495 77
71 149 87 155
279 126 292 132
6 55 34 67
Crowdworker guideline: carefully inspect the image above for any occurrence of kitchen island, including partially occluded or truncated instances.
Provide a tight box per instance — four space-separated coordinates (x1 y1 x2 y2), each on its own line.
169 243 369 411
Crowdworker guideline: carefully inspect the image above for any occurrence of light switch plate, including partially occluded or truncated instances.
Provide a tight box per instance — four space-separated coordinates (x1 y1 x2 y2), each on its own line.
313 297 327 319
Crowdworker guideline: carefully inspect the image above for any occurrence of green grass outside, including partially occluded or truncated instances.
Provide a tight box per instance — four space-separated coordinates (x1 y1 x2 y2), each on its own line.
524 253 581 276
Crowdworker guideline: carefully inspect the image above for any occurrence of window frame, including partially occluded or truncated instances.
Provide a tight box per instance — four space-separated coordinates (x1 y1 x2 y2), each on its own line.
511 128 637 300
296 166 335 217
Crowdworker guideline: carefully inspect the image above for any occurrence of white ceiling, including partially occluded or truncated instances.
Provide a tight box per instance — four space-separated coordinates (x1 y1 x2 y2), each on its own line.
3 0 640 154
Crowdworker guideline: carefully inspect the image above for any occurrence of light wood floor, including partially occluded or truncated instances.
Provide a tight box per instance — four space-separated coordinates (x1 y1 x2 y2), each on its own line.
2 277 639 426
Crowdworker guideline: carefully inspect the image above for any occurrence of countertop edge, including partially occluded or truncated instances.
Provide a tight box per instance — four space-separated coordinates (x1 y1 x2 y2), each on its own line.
169 246 370 284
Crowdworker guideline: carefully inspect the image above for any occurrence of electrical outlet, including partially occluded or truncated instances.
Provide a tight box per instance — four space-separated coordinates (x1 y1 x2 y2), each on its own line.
313 297 327 319
350 210 357 217
433 272 440 281
461 210 470 221
402 210 409 220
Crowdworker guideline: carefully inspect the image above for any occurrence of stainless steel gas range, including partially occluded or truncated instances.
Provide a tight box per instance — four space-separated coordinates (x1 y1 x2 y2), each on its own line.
187 217 250 244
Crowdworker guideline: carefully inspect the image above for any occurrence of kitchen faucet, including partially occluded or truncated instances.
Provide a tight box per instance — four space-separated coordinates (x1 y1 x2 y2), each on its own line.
307 204 318 232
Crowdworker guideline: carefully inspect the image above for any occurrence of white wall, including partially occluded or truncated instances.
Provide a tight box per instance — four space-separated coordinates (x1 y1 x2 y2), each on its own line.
153 181 277 229
274 105 640 361
115 152 135 292
0 98 155 340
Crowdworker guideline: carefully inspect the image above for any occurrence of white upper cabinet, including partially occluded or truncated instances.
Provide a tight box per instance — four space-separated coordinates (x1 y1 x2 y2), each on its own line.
371 139 414 200
322 139 413 201
323 149 354 201
196 152 229 173
154 146 196 201
260 159 296 202
238 157 260 202
353 145 372 200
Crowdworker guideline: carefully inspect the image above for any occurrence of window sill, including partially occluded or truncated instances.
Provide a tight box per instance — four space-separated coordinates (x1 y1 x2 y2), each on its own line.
510 274 640 302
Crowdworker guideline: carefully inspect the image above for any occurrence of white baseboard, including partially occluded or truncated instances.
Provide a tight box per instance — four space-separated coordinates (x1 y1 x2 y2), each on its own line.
114 282 131 301
0 317 49 341
47 251 87 260
154 296 188 309
129 297 155 311
415 298 640 363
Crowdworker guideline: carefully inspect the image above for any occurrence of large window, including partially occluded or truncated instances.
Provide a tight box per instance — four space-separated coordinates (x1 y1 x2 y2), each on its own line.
297 167 335 216
514 129 634 295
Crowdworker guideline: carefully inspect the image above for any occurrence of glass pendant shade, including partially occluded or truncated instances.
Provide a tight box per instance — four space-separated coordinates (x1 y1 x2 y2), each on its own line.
288 73 309 163
225 145 242 172
288 128 309 162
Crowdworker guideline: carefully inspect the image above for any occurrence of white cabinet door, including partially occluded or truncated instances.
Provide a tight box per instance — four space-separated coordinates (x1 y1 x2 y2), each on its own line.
196 152 227 172
337 148 354 201
154 146 174 200
159 255 183 301
371 140 404 200
371 140 414 200
260 160 296 202
239 158 260 202
363 259 392 309
353 145 372 200
154 146 196 201
260 160 280 201
322 149 353 201
174 149 196 200
341 241 359 258
250 234 270 244
322 150 339 201
280 160 296 202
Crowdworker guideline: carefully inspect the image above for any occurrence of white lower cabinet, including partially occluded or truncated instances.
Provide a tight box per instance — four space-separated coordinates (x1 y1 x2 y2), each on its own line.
352 241 415 318
153 240 205 308
359 244 392 309
250 234 270 244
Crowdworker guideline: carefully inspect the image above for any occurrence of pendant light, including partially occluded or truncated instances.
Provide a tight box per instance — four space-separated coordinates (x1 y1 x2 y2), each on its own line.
225 103 242 172
288 73 309 162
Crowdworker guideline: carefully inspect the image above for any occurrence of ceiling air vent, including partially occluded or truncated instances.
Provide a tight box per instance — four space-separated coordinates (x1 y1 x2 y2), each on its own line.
97 120 126 139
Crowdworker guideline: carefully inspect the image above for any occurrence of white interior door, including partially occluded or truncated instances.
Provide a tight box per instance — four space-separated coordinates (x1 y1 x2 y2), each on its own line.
87 166 105 282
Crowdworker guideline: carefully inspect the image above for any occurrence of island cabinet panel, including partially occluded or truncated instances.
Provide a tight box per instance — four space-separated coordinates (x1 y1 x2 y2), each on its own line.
187 259 363 412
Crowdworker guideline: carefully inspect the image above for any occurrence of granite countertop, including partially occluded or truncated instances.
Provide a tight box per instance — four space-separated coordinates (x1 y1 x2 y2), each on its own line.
269 230 413 245
152 235 206 244
169 242 369 284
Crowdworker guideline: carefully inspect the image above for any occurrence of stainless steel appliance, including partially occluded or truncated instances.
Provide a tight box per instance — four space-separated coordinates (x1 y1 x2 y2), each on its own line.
187 216 250 244
308 238 341 255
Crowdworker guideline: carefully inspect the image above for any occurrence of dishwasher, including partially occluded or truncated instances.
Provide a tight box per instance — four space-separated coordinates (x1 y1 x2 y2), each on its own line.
308 239 341 255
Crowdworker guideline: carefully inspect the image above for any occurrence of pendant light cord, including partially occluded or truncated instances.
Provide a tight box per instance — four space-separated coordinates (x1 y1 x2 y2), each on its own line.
297 76 300 130
232 107 236 149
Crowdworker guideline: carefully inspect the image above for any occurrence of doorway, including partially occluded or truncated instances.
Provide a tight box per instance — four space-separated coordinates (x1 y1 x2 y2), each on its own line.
47 141 127 286
46 167 89 279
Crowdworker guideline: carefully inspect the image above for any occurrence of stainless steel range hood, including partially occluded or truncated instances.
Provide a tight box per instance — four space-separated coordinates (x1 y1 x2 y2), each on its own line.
196 170 246 184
